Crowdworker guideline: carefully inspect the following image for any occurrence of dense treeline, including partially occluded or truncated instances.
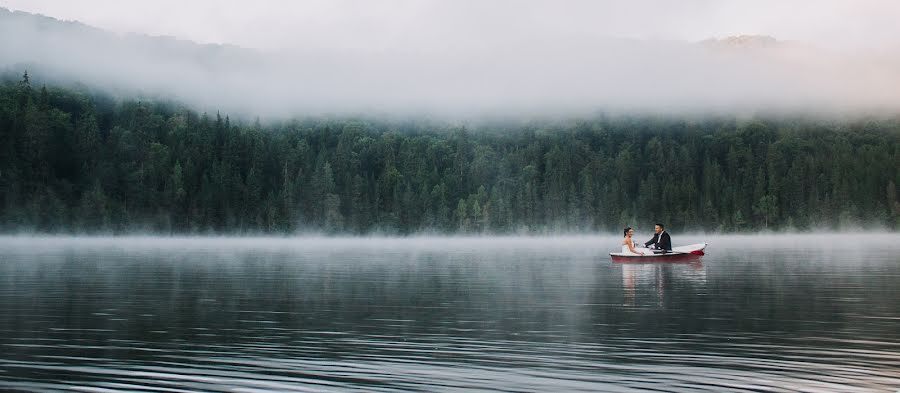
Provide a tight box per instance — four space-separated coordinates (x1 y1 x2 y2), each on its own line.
1 74 899 234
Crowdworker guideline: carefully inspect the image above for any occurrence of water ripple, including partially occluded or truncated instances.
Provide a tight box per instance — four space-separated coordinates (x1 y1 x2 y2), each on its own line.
1 236 899 391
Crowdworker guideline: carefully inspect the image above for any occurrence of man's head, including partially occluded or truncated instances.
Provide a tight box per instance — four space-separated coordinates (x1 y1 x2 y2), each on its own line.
655 223 664 234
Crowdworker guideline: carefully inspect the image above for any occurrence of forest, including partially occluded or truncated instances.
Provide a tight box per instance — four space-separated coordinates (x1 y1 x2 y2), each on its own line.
1 73 898 234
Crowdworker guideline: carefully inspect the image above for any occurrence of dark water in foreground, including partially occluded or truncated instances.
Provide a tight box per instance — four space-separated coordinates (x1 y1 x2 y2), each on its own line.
0 235 898 392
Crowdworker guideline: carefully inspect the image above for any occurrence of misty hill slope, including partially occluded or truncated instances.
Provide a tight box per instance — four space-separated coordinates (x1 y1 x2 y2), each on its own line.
0 8 261 70
3 7 900 118
0 7 267 114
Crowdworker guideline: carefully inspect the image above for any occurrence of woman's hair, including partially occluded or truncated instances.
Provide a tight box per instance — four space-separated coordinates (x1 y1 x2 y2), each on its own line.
623 227 632 237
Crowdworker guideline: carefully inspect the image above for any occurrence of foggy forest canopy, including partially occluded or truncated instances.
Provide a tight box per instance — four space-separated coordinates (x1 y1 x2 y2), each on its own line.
1 73 898 235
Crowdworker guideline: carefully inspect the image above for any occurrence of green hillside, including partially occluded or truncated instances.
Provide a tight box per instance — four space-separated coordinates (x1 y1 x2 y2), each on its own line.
2 74 898 234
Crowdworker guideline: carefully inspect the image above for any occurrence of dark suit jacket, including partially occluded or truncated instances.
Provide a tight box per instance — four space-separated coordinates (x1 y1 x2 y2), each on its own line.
645 232 672 251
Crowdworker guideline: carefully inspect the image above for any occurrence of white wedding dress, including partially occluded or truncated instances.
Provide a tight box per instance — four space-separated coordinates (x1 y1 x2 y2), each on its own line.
621 243 651 256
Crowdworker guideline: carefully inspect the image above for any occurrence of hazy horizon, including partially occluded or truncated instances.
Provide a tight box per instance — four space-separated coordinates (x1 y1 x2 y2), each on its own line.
3 1 900 118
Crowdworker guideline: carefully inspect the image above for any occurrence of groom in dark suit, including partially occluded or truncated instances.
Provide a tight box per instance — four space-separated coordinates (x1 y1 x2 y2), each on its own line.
645 223 672 252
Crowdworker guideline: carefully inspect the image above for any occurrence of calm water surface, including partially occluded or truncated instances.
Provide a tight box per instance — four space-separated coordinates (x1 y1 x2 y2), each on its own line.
0 235 898 392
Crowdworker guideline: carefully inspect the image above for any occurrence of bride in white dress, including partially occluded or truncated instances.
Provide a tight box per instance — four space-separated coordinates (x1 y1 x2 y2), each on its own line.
621 227 647 255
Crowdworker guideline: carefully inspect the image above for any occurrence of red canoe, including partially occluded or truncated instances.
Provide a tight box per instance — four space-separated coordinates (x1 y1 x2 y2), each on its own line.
610 242 706 263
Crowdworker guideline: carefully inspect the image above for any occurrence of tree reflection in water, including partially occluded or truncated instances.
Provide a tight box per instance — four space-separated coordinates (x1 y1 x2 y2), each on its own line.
619 261 705 307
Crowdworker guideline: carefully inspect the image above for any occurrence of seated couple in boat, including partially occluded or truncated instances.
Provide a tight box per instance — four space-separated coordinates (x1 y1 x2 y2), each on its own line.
622 223 672 256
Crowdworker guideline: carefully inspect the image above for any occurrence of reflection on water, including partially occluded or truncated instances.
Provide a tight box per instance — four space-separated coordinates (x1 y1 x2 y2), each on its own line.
0 235 898 392
621 261 706 307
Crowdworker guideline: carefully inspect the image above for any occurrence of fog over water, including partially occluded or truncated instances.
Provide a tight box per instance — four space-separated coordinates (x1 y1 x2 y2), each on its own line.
1 234 898 391
3 1 900 118
0 233 892 252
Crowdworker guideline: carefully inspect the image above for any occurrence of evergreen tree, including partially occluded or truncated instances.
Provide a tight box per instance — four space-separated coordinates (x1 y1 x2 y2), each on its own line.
1 74 898 234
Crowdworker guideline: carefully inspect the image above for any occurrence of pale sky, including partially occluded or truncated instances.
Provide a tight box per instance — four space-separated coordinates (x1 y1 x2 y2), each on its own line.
2 0 900 51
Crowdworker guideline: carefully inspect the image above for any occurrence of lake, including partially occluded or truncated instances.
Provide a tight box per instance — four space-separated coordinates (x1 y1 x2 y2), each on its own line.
1 235 898 392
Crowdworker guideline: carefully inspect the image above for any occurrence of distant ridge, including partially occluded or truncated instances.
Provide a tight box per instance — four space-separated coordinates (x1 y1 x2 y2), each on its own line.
700 35 780 49
0 7 252 55
0 6 269 116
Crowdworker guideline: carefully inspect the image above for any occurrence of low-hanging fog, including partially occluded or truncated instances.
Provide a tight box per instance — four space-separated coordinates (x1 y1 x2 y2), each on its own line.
2 233 896 254
3 1 900 119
